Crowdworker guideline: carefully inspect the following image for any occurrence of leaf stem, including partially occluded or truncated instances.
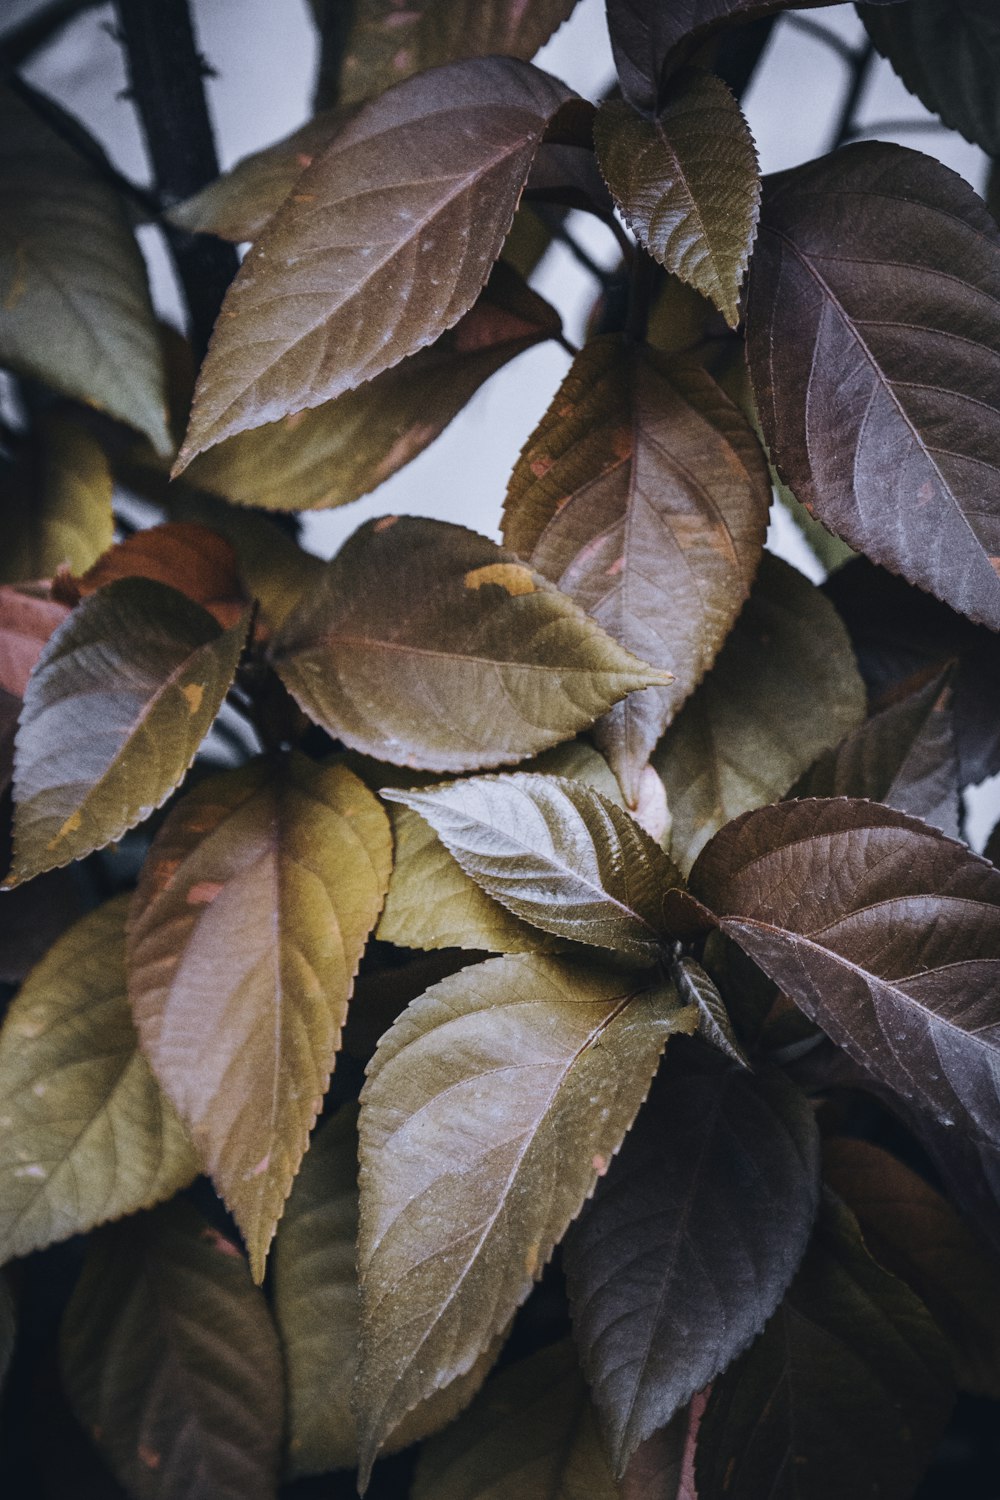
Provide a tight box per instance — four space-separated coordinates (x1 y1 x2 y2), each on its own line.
625 249 658 344
310 0 357 111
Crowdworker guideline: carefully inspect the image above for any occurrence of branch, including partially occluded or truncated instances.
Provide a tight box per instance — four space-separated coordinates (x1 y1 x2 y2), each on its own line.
0 0 105 70
311 0 357 111
829 39 877 152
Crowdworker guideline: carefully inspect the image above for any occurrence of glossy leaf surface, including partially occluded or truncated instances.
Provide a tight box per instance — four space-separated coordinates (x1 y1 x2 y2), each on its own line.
8 578 247 885
565 1051 819 1472
594 73 759 325
747 142 1000 630
0 898 197 1265
60 1201 283 1500
356 953 694 1476
270 517 669 772
177 59 573 466
1 418 113 585
127 754 392 1279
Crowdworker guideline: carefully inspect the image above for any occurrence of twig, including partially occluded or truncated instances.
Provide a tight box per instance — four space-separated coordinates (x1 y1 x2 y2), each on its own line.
781 14 857 67
0 0 105 70
829 39 877 152
625 249 658 345
311 0 356 111
843 117 952 140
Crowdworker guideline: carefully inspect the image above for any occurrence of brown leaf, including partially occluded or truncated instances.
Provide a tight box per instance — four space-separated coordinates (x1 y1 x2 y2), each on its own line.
66 522 248 629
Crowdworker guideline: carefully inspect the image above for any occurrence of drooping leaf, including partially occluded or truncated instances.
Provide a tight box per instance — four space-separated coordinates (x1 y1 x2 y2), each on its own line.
791 671 960 837
7 578 249 886
0 897 197 1266
695 1191 953 1500
385 772 681 963
0 85 169 453
356 953 695 1477
64 522 248 629
673 953 749 1066
60 1201 283 1500
652 554 866 872
338 0 580 106
746 142 1000 631
411 1340 619 1500
127 754 391 1281
185 263 561 512
269 516 670 772
377 741 620 955
1 417 113 585
594 73 759 326
860 0 1000 156
175 59 574 468
687 797 1000 1148
504 337 769 802
564 1048 820 1473
824 1136 1000 1397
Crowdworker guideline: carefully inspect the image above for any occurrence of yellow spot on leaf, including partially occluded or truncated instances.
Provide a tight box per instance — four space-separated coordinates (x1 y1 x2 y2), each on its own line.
182 683 204 715
524 1242 541 1277
47 809 82 849
464 564 536 597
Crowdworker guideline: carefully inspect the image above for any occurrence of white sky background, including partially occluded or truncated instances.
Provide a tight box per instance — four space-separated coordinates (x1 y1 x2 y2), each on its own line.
9 0 999 842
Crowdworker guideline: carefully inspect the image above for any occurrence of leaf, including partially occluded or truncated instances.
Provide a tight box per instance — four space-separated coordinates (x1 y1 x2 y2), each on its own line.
0 417 113 585
687 797 1000 1148
0 86 169 453
622 1398 703 1500
594 74 759 326
0 897 197 1265
60 1200 283 1500
824 1136 1000 1397
65 522 248 629
790 671 960 837
746 141 1000 631
504 337 769 803
185 263 561 512
673 954 749 1066
411 1339 619 1500
7 578 248 886
385 772 681 963
860 0 1000 156
652 554 866 872
175 58 574 468
127 753 391 1280
564 1049 819 1473
269 516 670 772
338 0 580 106
0 586 68 795
355 953 695 1477
696 1191 953 1500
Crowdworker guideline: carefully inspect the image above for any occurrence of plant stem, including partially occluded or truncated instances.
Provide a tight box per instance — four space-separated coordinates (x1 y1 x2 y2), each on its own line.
829 39 876 151
113 0 238 360
625 249 657 344
311 0 357 110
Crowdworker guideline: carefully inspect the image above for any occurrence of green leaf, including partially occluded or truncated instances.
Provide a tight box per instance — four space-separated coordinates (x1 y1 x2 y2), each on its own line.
747 141 1000 631
0 86 169 454
504 337 769 802
564 1050 819 1473
8 577 248 885
824 1136 1000 1398
385 772 681 963
0 417 113 585
412 1340 619 1500
594 74 759 326
652 554 866 872
338 0 580 106
356 953 695 1478
175 58 574 468
695 1192 954 1500
688 797 1000 1148
790 671 960 838
185 263 561 512
673 954 749 1066
269 516 670 772
0 897 197 1266
378 741 622 955
60 1200 284 1500
127 754 392 1281
860 0 1000 156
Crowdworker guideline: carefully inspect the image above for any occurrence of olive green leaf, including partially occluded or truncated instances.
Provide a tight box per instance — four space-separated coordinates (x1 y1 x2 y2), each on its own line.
127 754 392 1280
8 578 249 886
653 554 866 872
504 336 769 803
269 516 670 772
696 1192 954 1500
0 897 197 1267
378 741 622 955
60 1200 284 1500
673 953 749 1067
175 59 574 468
1 417 113 585
0 86 169 454
412 1340 619 1500
356 953 695 1479
185 263 561 512
594 72 760 326
385 773 681 963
